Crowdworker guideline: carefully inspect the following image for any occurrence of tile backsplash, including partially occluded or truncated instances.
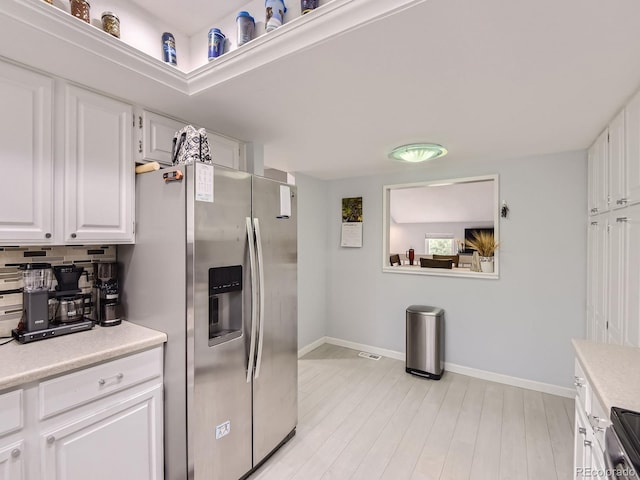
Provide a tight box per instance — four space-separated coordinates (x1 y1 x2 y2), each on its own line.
0 245 117 335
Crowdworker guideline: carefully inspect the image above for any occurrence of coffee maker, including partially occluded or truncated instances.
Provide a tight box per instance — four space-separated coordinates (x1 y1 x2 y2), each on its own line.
16 263 52 334
92 262 122 326
51 265 91 324
13 264 94 344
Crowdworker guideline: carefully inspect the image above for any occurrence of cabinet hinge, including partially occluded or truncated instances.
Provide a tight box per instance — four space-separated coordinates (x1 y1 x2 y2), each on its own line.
138 116 143 129
139 140 143 154
606 321 609 329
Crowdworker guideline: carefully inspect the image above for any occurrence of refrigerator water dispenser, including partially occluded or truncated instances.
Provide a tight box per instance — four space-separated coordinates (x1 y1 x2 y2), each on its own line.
208 266 243 346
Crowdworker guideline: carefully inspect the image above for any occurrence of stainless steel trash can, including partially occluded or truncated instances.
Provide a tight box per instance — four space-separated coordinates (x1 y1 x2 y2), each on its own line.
406 305 444 379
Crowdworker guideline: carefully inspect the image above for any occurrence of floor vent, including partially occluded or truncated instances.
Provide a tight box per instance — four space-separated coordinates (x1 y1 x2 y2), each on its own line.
358 351 381 361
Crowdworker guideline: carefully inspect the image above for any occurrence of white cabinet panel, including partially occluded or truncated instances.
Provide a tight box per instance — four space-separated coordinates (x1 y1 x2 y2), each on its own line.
587 218 608 343
0 440 24 480
588 130 609 216
209 131 241 170
0 62 53 244
574 406 589 480
625 90 640 205
138 110 184 166
607 214 624 345
41 385 162 480
624 203 640 347
0 390 22 437
64 85 134 244
609 109 626 208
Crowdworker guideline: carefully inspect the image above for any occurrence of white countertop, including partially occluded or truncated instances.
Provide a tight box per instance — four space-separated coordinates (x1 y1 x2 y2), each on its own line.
0 321 167 392
573 338 640 413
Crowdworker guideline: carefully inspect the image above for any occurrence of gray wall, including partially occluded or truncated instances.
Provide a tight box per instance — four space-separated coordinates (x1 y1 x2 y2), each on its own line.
296 174 329 349
307 150 586 388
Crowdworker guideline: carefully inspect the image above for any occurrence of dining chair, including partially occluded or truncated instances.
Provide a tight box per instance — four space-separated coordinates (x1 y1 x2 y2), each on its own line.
433 254 460 267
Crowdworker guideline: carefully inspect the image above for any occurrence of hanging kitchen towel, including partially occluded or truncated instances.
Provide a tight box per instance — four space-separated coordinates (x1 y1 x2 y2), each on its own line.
172 125 213 165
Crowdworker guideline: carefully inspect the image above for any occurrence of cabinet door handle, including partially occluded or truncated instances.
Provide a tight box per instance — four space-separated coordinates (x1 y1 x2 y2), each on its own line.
616 217 628 223
47 435 55 444
70 233 77 239
616 198 628 205
591 208 599 214
11 448 20 458
98 372 124 386
45 233 51 239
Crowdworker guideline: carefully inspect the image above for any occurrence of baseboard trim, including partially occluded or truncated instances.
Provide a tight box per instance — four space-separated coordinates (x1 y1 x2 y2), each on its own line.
297 336 328 358
298 336 574 398
325 336 406 361
443 362 575 398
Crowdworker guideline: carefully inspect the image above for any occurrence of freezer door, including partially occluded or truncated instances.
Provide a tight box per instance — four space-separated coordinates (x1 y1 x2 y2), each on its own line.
188 164 254 480
251 177 298 465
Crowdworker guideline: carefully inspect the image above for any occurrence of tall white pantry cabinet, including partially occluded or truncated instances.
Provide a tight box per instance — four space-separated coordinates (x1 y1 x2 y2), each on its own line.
587 89 640 347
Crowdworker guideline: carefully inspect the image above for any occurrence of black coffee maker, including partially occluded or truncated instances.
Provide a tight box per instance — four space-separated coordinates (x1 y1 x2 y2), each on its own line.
92 262 122 326
13 264 94 343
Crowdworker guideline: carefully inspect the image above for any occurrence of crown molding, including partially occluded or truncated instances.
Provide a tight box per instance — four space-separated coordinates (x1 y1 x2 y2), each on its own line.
0 0 425 102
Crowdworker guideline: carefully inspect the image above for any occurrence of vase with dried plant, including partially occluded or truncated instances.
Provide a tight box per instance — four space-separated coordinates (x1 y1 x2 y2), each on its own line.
465 230 499 272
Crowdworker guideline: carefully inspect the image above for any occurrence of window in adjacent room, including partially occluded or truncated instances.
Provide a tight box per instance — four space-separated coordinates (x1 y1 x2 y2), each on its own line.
424 233 455 255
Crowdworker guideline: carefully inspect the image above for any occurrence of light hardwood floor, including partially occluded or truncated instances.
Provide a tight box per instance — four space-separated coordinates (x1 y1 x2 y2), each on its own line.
249 344 575 480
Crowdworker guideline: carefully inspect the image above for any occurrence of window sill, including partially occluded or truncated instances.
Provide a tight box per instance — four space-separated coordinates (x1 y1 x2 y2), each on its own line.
382 265 499 279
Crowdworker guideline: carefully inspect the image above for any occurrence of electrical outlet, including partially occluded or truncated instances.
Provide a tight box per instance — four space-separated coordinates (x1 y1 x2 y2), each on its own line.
215 421 231 439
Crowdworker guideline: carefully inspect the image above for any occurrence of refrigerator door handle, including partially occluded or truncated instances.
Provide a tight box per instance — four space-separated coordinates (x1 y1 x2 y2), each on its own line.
246 217 259 383
254 217 266 379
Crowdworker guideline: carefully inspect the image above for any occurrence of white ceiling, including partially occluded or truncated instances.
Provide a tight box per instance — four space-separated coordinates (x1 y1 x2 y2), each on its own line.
390 181 494 224
130 0 640 180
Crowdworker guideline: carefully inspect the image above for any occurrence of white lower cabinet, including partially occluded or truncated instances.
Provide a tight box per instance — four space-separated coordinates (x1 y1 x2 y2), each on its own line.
41 385 162 480
0 440 24 480
574 358 608 479
0 347 163 480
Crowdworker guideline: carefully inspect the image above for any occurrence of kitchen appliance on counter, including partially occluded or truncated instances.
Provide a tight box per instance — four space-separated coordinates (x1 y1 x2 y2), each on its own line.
120 164 298 480
13 264 94 344
92 262 122 326
605 407 640 479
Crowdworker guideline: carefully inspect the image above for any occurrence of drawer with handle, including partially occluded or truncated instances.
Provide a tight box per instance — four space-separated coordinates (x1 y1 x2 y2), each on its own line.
38 347 162 419
589 392 610 452
574 358 590 413
0 389 22 436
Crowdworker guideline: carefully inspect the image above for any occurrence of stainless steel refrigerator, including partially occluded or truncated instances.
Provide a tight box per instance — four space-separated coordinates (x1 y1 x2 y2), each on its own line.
120 164 297 480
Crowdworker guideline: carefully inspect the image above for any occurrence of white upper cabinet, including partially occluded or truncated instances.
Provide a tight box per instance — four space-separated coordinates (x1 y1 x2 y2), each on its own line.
625 90 640 205
135 109 243 170
588 129 609 215
136 109 184 166
623 203 640 347
609 109 626 208
64 85 134 244
0 61 54 244
208 131 242 170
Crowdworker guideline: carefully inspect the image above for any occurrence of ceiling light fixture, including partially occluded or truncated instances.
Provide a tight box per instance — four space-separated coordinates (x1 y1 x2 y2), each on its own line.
388 143 448 163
